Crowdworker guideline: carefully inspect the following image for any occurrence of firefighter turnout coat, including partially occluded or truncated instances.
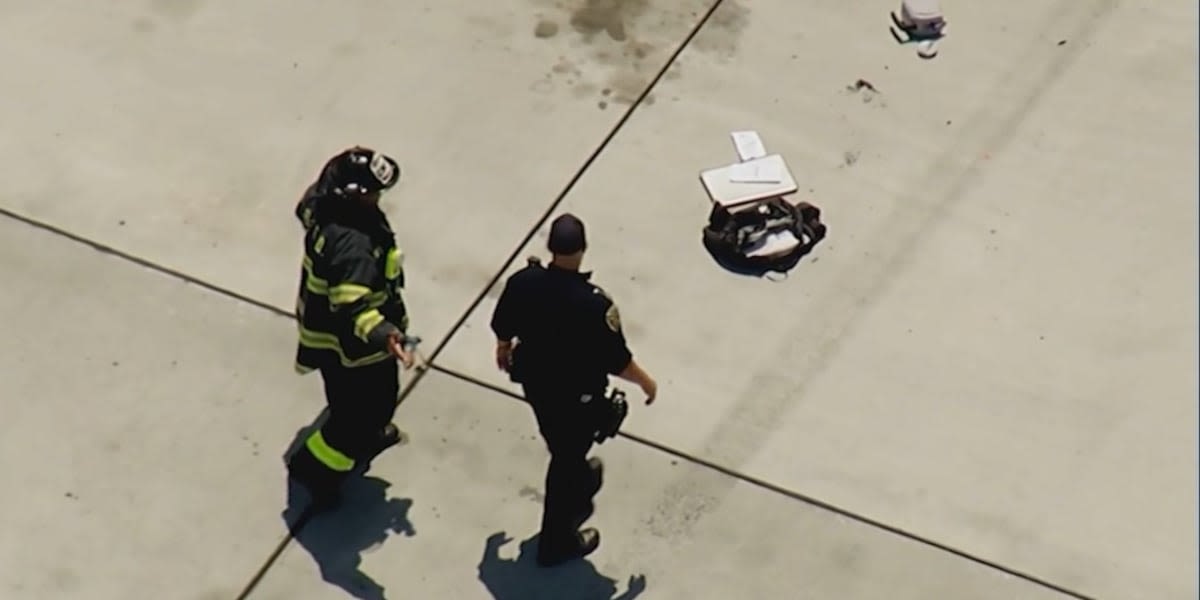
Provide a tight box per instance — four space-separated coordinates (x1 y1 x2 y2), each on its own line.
292 189 409 373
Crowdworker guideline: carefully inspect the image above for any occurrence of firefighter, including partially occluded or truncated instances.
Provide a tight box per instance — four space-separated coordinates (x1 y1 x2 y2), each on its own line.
286 146 417 511
490 213 658 566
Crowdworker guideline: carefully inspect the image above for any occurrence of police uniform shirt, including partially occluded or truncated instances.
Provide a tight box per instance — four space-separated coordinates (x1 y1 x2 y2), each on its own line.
490 261 632 389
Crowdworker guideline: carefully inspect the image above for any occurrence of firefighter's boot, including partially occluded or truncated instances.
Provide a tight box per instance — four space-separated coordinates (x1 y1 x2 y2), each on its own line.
287 449 343 513
538 528 601 568
359 422 408 474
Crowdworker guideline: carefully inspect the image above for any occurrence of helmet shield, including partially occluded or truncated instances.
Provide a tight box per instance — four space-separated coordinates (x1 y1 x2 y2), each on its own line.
322 147 401 196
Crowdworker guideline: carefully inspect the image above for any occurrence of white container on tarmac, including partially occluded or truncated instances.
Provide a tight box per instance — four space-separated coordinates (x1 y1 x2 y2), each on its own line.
917 40 939 59
898 0 946 39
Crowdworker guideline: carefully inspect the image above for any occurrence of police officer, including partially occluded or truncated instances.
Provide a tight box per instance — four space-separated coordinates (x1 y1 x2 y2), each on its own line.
490 213 658 566
286 146 418 511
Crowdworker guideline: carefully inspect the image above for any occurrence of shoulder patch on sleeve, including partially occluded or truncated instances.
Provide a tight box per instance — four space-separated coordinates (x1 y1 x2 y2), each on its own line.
591 284 611 299
604 303 622 333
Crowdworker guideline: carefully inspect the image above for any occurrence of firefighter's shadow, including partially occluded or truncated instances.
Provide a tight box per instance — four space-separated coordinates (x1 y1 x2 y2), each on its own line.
477 531 647 600
282 477 415 600
282 429 416 600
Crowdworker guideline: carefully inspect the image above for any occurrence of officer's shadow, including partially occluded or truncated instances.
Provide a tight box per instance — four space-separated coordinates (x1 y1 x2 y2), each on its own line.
477 531 647 600
282 426 416 600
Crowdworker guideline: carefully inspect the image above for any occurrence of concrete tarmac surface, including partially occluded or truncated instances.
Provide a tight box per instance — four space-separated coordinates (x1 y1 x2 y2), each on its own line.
0 1 1194 599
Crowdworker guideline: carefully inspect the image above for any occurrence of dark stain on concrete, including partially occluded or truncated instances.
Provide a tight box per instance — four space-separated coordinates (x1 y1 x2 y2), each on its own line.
530 0 746 109
644 484 718 539
691 0 750 58
534 19 560 38
569 0 650 42
845 79 887 108
607 71 649 104
551 58 576 75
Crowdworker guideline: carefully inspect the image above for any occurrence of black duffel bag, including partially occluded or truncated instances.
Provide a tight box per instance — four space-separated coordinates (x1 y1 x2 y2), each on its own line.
702 197 827 276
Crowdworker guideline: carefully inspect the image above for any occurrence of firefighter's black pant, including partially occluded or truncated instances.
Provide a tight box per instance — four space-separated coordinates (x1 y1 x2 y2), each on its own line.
523 382 603 553
300 359 400 484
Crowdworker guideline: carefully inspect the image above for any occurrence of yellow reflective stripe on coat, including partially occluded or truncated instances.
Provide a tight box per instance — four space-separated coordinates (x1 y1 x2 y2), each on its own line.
365 290 388 306
330 283 371 306
302 255 393 304
353 309 385 342
301 256 329 295
297 326 390 367
385 248 403 280
305 429 354 471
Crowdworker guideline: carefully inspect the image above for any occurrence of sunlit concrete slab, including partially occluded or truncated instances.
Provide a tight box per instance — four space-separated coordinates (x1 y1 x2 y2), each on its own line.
247 371 1074 600
0 0 721 352
0 216 339 598
436 1 1199 598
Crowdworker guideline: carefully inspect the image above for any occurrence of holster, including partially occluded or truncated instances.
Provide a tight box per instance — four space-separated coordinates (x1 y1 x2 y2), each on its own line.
592 388 628 444
507 343 531 384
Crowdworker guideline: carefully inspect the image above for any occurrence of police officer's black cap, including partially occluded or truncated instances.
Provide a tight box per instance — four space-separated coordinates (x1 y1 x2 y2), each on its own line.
547 213 587 255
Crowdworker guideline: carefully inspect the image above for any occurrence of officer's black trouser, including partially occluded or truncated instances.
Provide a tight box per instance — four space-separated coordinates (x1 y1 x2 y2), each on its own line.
298 358 400 486
523 382 603 553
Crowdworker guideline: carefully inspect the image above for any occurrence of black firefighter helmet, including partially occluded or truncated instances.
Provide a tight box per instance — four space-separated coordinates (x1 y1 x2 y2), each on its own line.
318 146 401 198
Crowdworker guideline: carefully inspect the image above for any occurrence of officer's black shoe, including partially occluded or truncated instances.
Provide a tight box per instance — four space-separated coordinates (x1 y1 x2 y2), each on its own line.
574 499 596 529
537 528 601 568
585 457 604 496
